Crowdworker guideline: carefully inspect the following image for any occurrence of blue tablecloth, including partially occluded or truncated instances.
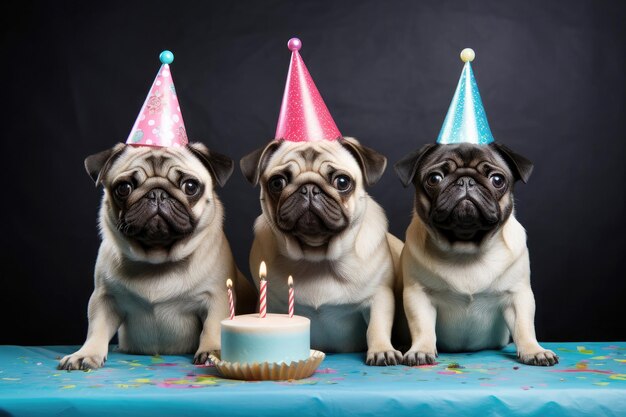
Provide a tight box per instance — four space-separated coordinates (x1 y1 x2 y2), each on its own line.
1 342 625 416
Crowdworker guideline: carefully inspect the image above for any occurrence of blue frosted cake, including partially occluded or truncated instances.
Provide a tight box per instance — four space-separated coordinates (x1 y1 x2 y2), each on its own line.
220 313 310 364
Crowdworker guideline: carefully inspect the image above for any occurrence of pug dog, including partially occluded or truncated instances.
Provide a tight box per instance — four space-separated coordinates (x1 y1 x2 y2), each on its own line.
240 137 404 366
394 142 558 366
58 143 256 370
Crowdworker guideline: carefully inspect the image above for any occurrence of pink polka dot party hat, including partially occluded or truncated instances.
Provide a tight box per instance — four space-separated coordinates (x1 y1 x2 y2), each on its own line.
275 38 342 142
126 50 188 148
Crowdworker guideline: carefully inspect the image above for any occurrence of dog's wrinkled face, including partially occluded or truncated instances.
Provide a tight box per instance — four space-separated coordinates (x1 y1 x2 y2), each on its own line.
241 137 386 254
85 143 233 263
269 145 352 245
395 143 533 248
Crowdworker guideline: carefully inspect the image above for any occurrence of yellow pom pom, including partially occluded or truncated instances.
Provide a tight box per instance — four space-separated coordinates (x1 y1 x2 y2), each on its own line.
460 48 475 63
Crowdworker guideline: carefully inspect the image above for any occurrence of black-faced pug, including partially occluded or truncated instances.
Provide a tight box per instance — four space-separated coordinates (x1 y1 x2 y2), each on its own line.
394 142 558 366
241 137 404 366
59 143 256 370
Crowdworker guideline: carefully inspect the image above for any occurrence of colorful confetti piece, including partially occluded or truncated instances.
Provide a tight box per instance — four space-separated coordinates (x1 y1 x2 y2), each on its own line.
116 384 141 389
315 368 338 374
134 378 152 384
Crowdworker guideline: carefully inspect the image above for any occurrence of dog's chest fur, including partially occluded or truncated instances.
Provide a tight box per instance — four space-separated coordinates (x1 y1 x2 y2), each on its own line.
264 241 394 352
96 242 220 355
406 215 529 351
108 280 207 355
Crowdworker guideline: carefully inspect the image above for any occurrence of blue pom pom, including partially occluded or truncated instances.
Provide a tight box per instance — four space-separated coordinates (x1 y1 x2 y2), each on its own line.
159 50 174 64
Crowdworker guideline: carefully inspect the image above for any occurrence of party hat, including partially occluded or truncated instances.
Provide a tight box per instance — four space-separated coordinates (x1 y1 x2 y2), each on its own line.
437 48 494 145
275 38 342 142
126 50 188 147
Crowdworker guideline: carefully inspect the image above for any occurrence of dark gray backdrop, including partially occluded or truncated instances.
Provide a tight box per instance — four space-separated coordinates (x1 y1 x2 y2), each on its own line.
2 0 625 345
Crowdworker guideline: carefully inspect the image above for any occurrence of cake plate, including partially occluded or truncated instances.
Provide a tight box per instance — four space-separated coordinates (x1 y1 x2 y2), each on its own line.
209 349 325 381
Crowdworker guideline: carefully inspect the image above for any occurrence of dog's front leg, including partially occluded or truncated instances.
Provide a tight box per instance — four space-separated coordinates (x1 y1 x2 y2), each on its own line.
504 287 558 366
58 291 121 370
365 285 402 366
193 296 227 365
402 282 438 366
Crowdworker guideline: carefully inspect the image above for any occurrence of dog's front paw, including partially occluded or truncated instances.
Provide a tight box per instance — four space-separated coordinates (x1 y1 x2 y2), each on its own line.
518 348 559 366
366 349 402 366
402 349 437 366
58 352 106 371
193 351 215 365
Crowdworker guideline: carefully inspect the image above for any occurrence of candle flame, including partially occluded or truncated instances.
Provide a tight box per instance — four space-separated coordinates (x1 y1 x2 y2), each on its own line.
259 261 267 279
288 275 293 287
226 278 233 288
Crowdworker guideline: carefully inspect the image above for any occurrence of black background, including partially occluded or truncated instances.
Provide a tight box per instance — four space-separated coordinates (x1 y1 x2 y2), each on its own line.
2 0 624 345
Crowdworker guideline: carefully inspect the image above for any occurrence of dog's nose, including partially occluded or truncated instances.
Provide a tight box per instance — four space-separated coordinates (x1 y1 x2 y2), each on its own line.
300 184 321 197
147 188 169 202
456 177 476 188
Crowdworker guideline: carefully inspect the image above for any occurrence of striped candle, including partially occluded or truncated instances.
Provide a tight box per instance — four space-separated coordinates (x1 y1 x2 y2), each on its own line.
226 278 235 320
259 261 267 318
288 275 294 318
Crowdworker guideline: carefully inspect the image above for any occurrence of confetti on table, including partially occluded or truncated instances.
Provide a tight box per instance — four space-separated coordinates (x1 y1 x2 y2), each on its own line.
0 343 625 416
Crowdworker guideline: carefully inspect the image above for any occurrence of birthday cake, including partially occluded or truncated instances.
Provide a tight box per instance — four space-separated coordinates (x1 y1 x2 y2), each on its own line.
220 313 310 364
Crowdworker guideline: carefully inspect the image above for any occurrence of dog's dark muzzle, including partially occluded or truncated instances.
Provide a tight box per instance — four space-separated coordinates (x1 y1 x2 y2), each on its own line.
430 176 501 241
276 183 348 237
118 188 195 247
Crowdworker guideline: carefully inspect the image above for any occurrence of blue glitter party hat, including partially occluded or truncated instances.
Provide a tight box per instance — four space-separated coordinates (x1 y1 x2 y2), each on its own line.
437 48 494 145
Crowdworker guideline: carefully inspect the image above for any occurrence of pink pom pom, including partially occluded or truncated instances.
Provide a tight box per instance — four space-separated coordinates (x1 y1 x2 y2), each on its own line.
287 38 302 52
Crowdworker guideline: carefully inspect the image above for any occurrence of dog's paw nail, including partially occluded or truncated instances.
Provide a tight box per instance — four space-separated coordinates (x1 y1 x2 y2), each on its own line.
59 354 104 371
519 349 558 367
366 350 401 366
193 351 214 365
402 350 436 366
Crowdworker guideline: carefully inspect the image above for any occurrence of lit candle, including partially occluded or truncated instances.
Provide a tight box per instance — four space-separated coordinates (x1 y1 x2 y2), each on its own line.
259 261 267 318
226 279 234 320
288 275 294 318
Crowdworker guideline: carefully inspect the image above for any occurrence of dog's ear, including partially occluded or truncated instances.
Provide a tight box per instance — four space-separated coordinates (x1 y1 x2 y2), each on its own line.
240 140 283 186
187 142 234 188
490 142 534 184
394 144 438 187
84 143 126 186
339 137 387 186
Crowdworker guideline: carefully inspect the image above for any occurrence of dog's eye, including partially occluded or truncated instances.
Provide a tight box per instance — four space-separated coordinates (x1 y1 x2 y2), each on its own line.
426 173 443 186
268 175 287 193
490 174 506 189
333 175 352 191
115 182 133 198
182 179 200 196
